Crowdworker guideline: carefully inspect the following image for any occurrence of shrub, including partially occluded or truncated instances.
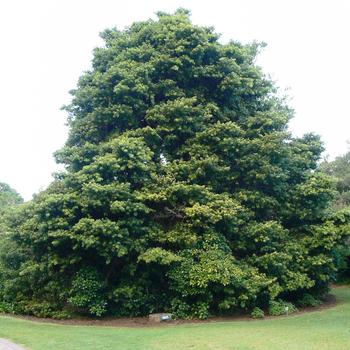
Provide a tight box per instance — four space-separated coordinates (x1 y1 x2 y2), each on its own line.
297 293 322 307
171 298 191 319
0 299 72 319
192 301 210 320
269 300 297 316
68 267 107 317
251 307 265 319
0 301 15 314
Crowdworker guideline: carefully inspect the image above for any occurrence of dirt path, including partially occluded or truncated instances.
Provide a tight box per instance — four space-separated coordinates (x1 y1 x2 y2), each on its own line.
0 339 26 350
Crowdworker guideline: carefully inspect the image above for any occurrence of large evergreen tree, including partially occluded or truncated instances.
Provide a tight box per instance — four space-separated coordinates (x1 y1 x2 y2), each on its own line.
1 9 348 318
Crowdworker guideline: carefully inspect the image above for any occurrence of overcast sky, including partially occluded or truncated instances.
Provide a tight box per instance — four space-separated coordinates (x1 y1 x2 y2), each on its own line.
0 0 349 200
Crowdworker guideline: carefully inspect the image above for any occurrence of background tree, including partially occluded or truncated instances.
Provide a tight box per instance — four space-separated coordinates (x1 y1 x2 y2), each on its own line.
0 9 348 319
0 182 22 214
320 148 350 281
0 181 22 235
320 147 350 209
0 182 23 312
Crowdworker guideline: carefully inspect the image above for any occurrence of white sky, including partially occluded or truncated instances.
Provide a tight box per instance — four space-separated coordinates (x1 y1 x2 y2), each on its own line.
0 0 349 200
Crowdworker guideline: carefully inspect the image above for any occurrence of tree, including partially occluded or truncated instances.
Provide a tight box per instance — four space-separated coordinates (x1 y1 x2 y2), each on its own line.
320 148 350 281
0 182 22 213
320 148 350 209
0 182 23 235
0 9 348 319
0 182 23 310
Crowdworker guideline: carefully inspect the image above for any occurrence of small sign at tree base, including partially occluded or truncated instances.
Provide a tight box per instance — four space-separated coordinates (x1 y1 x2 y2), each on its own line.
149 313 173 322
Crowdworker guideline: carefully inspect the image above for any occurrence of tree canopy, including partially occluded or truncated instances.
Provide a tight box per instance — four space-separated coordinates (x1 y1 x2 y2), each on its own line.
0 182 22 214
0 182 23 236
320 149 350 281
0 9 348 319
320 148 350 209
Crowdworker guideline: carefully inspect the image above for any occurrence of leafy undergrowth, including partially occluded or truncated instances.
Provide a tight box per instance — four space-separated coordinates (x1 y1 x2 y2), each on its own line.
0 286 349 350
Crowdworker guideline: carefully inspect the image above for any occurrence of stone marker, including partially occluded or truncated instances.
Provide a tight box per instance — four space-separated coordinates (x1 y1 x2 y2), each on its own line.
149 313 173 322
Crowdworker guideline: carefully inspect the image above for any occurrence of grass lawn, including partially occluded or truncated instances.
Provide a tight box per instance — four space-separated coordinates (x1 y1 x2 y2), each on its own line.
0 286 349 350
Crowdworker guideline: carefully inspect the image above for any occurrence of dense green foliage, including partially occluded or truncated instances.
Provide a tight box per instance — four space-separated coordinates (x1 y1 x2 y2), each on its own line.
250 306 264 319
0 9 348 319
268 299 297 316
320 149 350 209
0 182 22 214
0 182 22 235
320 150 350 280
0 287 350 350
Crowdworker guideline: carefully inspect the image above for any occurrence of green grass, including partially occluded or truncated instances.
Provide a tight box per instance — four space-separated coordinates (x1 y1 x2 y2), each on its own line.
1 286 350 350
